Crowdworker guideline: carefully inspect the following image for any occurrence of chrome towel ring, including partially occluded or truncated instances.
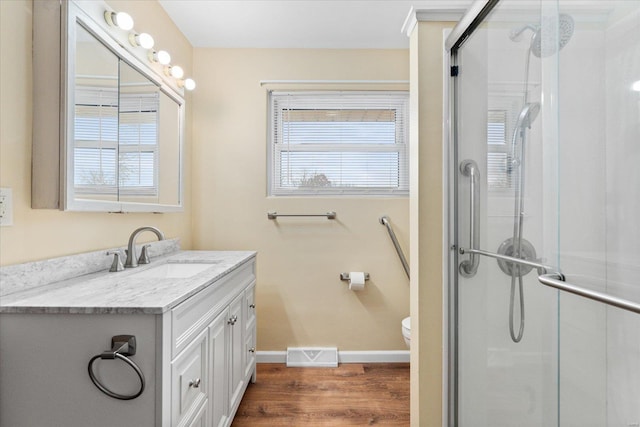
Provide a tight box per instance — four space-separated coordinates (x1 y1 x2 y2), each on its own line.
88 335 145 400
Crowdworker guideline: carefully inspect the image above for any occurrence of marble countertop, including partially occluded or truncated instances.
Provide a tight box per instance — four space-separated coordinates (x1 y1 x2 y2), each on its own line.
0 251 256 315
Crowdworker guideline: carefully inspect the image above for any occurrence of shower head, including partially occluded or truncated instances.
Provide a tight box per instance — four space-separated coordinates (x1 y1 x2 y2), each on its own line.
509 13 574 57
515 102 540 130
510 102 541 162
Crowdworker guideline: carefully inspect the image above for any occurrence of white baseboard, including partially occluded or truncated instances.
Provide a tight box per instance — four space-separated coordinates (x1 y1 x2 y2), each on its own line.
256 350 410 364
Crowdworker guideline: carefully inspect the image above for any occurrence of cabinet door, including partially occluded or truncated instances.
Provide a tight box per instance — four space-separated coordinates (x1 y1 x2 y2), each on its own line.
245 282 256 331
244 328 256 382
208 310 228 427
228 293 245 414
244 283 257 383
171 329 208 427
187 401 207 427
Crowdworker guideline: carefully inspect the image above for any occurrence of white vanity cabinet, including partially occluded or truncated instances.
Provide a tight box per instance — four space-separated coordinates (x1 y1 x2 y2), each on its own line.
168 259 257 427
0 253 256 427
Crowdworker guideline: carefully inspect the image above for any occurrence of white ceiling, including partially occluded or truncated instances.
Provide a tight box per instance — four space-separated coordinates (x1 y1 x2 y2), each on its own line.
158 0 472 49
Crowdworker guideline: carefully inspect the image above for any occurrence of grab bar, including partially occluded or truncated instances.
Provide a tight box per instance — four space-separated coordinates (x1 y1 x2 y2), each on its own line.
267 211 336 220
538 273 640 314
459 160 480 277
458 247 561 277
379 216 410 279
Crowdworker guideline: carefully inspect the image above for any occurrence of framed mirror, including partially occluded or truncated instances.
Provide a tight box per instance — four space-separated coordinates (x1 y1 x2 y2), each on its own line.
33 0 184 212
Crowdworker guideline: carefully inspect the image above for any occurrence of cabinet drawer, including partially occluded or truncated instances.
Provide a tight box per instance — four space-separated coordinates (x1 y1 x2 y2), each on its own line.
172 330 208 427
244 328 256 381
172 260 255 358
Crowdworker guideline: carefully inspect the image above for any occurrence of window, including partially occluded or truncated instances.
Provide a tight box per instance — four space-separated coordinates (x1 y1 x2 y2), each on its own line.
74 88 119 193
74 87 159 197
487 93 522 191
118 93 159 196
487 109 512 189
268 91 409 196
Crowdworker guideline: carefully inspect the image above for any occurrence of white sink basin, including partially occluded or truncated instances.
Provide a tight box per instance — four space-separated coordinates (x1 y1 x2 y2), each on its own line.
132 262 218 279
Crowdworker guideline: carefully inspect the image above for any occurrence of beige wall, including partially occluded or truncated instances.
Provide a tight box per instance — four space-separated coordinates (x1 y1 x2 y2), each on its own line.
0 0 194 266
191 48 411 351
409 21 453 427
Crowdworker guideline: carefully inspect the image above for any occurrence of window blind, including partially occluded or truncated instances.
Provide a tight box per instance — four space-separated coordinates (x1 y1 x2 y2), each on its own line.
74 89 118 192
269 91 409 196
119 94 159 195
73 87 159 196
487 107 515 190
487 109 512 189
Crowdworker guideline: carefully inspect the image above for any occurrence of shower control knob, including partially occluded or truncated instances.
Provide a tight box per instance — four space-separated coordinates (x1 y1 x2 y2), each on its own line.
189 378 201 388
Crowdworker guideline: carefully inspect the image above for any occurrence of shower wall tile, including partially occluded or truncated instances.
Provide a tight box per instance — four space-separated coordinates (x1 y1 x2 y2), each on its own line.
604 6 640 427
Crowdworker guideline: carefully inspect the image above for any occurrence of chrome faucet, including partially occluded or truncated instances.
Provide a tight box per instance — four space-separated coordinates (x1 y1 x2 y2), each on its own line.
125 226 165 268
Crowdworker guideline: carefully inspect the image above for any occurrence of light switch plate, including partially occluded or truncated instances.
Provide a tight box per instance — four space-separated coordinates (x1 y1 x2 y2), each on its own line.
0 188 13 226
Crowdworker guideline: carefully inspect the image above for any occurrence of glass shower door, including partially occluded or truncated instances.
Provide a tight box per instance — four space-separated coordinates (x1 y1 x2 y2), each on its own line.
449 1 640 426
555 1 640 425
450 1 561 426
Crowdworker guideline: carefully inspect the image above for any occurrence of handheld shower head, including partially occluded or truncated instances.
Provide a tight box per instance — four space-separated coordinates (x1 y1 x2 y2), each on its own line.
509 24 537 42
510 102 540 164
515 102 541 130
509 13 574 57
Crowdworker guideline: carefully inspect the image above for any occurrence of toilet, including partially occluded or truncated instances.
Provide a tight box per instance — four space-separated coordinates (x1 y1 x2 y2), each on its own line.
401 317 411 348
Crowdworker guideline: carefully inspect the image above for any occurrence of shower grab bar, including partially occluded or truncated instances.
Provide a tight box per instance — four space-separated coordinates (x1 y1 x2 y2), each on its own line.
459 160 480 277
267 211 336 220
538 273 640 314
458 247 562 277
379 216 410 279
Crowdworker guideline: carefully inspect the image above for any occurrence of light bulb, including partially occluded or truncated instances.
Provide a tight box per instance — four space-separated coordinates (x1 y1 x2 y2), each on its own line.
149 50 171 65
105 11 134 31
184 78 196 91
129 32 154 49
633 80 640 92
170 65 184 79
179 78 196 90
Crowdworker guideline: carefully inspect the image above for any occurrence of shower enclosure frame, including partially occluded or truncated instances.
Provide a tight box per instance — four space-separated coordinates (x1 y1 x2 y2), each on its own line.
444 1 640 426
445 3 500 425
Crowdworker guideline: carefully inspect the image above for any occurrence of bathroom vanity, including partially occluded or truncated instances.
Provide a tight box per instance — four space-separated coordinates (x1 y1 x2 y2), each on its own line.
0 250 256 427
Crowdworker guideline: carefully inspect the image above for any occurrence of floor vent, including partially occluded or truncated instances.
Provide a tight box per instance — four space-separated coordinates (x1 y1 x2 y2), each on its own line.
286 347 338 367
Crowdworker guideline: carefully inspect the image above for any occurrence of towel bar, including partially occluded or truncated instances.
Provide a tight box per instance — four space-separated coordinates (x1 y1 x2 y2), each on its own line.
267 211 336 220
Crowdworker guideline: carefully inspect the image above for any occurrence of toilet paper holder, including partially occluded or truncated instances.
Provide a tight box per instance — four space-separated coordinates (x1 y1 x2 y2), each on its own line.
340 272 370 281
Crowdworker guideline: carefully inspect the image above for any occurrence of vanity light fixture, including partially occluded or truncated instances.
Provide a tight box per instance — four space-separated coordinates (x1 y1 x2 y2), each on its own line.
129 32 155 50
104 10 134 31
149 50 171 65
104 8 192 90
179 78 196 91
165 65 184 79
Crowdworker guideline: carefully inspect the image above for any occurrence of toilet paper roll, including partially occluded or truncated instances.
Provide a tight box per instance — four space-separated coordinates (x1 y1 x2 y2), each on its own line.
348 272 366 291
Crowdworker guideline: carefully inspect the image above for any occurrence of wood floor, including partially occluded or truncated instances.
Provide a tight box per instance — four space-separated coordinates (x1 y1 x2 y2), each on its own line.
232 363 410 426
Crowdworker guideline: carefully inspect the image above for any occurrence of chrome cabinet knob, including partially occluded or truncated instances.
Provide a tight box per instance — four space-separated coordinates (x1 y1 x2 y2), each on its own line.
189 378 201 388
249 304 256 309
227 315 238 325
248 347 256 353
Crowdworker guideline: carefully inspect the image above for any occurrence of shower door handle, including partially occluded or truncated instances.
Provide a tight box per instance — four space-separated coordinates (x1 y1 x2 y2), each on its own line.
459 159 480 277
538 273 640 314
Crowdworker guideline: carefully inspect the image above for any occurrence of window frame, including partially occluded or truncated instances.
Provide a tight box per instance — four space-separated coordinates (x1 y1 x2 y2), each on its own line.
267 91 410 197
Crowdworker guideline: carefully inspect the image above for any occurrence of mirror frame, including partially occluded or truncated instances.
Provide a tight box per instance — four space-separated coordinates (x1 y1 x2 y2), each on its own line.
32 0 185 212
